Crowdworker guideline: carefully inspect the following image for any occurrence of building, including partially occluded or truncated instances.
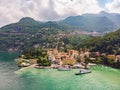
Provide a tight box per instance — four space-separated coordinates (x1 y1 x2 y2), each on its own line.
47 48 79 65
115 55 120 62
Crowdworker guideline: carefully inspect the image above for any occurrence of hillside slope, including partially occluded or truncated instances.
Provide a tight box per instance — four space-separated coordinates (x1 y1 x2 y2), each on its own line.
0 17 89 51
78 29 120 54
59 11 120 33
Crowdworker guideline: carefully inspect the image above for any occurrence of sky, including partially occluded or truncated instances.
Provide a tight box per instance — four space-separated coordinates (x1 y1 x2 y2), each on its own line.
0 0 120 27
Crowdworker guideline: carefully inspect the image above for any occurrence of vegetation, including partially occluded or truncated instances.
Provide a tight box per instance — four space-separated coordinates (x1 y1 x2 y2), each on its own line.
76 29 120 68
78 29 120 54
0 17 89 51
0 16 120 68
22 47 51 66
62 59 76 66
59 11 120 33
37 56 51 66
22 47 44 59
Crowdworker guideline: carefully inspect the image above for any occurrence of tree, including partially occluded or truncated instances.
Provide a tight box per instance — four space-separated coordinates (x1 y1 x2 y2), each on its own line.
37 56 51 66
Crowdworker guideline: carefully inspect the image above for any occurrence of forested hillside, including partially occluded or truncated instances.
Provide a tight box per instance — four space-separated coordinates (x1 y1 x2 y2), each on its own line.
0 17 89 51
1 12 120 52
78 29 120 54
59 11 120 33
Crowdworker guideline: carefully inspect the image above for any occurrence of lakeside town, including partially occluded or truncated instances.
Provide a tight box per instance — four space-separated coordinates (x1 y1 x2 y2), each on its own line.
16 47 120 69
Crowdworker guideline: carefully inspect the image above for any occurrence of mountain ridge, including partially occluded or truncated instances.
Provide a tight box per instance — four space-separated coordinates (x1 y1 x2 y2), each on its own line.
0 11 120 51
1 11 120 33
59 11 120 33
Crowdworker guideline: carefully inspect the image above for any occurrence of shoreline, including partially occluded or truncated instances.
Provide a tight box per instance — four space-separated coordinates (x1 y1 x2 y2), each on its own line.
17 62 97 69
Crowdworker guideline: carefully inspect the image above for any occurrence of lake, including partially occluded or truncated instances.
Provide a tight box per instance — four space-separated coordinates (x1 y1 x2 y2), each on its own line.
0 52 120 90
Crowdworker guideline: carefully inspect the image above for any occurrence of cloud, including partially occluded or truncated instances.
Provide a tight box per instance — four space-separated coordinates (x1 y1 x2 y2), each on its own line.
0 0 102 27
54 0 102 15
105 0 120 13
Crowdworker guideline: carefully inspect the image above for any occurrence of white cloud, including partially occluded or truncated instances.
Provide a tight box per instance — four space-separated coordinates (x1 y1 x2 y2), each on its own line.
0 0 102 27
105 0 120 13
54 0 102 16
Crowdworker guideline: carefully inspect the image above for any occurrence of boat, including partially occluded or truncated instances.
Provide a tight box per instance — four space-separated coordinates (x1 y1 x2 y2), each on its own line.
75 69 91 75
34 65 44 69
57 67 71 71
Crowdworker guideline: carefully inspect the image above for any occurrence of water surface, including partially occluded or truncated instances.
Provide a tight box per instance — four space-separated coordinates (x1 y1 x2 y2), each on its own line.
0 52 120 90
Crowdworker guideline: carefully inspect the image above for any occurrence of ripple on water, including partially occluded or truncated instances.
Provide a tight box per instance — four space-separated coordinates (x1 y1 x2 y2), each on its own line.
1 52 120 90
14 66 120 90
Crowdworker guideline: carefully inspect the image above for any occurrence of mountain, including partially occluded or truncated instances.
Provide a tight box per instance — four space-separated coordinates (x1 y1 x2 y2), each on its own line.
59 11 120 33
0 17 89 51
78 28 120 54
0 11 120 51
19 17 39 25
0 17 67 33
0 17 64 51
1 17 40 33
1 11 120 34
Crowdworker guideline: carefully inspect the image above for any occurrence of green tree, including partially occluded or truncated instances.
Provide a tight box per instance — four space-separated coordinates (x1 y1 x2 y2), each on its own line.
37 56 51 66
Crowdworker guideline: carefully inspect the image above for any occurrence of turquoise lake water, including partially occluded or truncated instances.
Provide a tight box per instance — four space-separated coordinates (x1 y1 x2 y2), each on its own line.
0 52 120 90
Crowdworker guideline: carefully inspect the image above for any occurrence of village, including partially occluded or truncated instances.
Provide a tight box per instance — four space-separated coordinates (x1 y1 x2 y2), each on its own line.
47 48 90 68
16 47 120 70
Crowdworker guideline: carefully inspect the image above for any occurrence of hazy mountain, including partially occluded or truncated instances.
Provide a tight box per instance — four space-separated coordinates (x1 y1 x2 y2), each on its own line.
0 12 120 51
59 11 120 33
1 11 120 33
0 17 67 33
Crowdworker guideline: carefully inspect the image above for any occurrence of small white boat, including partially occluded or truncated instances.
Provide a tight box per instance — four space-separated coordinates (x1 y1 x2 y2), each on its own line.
75 69 91 75
57 67 71 71
34 65 44 69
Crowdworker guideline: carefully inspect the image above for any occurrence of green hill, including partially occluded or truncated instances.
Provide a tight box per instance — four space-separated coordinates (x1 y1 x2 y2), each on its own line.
59 11 120 33
78 29 120 54
0 17 89 51
1 17 66 33
1 12 120 52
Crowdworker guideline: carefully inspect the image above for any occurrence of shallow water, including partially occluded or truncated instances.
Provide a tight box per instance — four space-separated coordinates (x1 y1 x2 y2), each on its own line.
0 52 120 90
